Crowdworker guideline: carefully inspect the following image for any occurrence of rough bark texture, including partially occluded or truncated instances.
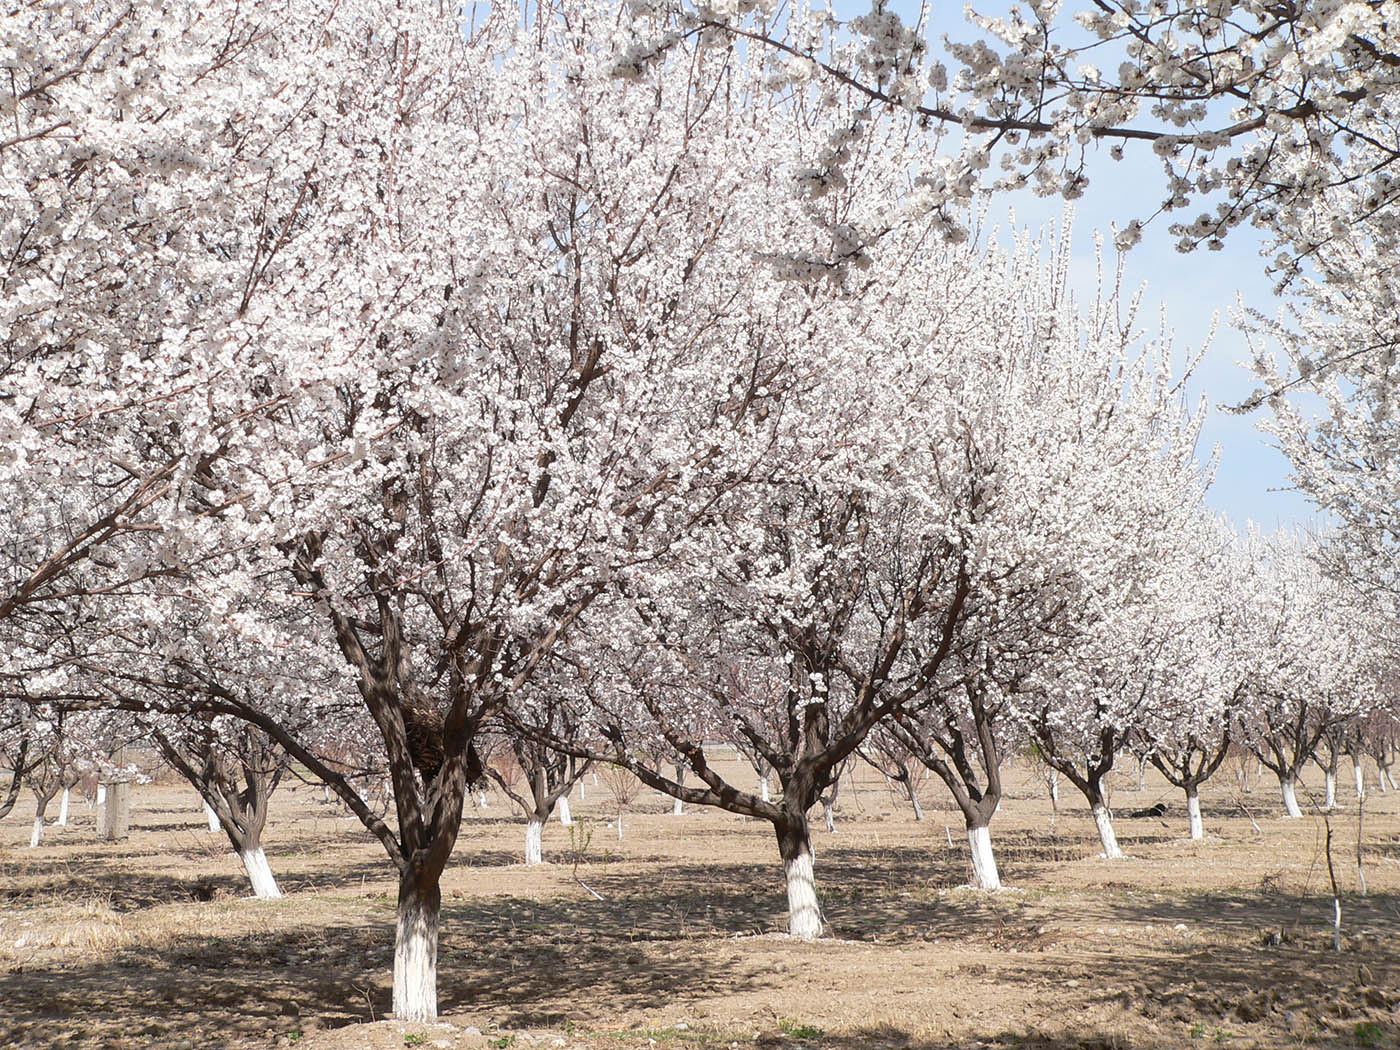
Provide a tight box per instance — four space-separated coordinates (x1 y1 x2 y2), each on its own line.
556 796 572 826
56 788 69 827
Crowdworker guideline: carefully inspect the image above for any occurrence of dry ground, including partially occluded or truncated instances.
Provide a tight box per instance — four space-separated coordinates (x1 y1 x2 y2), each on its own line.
0 756 1397 1050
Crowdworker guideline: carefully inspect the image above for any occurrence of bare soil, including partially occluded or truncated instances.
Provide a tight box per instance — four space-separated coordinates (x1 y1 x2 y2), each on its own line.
0 757 1396 1050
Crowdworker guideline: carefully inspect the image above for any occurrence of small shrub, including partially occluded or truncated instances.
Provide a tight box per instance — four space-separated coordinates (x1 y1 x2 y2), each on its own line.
779 1019 824 1040
1354 1021 1385 1048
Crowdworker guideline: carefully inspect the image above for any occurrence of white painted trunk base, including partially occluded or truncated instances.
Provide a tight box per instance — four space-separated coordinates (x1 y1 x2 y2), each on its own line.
477 789 488 808
557 797 573 826
822 801 835 834
759 777 770 804
1324 770 1337 810
393 897 439 1022
56 788 69 827
205 802 220 833
96 785 106 807
1281 777 1303 818
1091 804 1123 859
524 818 543 866
29 816 43 848
967 824 1001 890
1186 791 1203 840
784 849 822 939
910 795 924 822
240 847 282 899
1353 759 1365 800
672 797 684 816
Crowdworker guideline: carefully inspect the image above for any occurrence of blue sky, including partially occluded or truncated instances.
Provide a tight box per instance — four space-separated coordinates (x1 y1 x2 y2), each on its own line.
826 0 1319 531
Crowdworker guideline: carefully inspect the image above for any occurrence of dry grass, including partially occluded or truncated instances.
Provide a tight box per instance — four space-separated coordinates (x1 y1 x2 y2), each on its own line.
0 757 1397 1049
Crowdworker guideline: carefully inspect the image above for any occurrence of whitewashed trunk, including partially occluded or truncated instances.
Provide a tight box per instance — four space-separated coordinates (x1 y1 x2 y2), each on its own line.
1049 772 1059 806
910 795 924 822
1137 758 1147 791
392 893 439 1022
1091 803 1123 859
1324 769 1337 810
29 816 43 848
783 848 822 939
967 824 1001 890
477 789 488 808
759 776 770 804
822 801 836 833
205 802 220 833
524 818 543 866
1353 758 1365 800
615 814 623 840
56 788 69 827
1280 776 1303 818
556 797 573 826
240 847 282 899
96 785 106 807
672 796 684 815
1186 789 1204 840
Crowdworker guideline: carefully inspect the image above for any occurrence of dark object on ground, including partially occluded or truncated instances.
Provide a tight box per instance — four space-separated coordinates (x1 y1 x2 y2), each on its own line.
1128 802 1168 818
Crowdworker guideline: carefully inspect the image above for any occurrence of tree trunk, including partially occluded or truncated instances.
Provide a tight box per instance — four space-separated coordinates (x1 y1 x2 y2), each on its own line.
392 873 441 1023
477 789 488 808
822 800 836 834
99 781 130 842
205 801 220 833
56 788 69 827
967 823 1000 890
29 815 43 848
556 796 572 826
1352 756 1365 800
1280 775 1303 818
776 817 821 940
1091 803 1122 859
672 764 685 814
96 784 106 807
1324 768 1337 810
240 846 283 899
1137 757 1147 791
909 793 924 822
1186 788 1204 840
525 817 544 865
759 775 770 804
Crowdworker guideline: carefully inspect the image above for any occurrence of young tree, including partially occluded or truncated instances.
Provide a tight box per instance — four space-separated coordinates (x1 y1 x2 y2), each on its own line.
147 714 290 898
